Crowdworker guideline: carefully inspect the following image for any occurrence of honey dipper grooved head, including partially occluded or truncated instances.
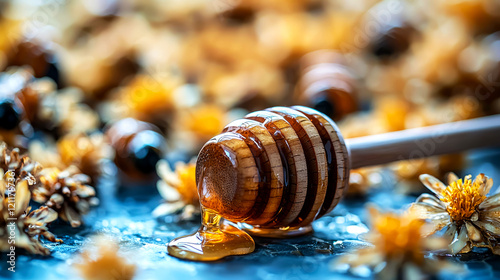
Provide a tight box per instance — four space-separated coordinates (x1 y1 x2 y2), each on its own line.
196 106 350 227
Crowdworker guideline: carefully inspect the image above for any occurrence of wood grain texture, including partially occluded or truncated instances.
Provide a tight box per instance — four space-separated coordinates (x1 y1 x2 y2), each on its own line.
268 107 328 227
347 114 500 169
292 106 349 218
196 133 259 220
246 110 308 226
223 119 284 225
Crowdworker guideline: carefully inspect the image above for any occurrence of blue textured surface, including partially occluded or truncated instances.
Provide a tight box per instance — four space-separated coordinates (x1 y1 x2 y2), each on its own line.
1 148 500 280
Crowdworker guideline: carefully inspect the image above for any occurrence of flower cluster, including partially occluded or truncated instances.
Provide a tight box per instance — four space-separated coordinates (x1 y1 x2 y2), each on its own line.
410 173 500 254
0 145 62 255
335 207 453 279
0 142 99 254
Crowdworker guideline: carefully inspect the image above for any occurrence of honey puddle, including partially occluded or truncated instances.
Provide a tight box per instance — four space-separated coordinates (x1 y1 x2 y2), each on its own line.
167 206 255 261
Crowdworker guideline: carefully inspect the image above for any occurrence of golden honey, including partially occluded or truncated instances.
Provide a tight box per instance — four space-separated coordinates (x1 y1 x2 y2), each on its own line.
168 106 349 261
167 208 255 261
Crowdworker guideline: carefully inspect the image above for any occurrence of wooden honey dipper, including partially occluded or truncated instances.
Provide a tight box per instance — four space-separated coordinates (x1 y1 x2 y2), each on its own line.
168 106 500 261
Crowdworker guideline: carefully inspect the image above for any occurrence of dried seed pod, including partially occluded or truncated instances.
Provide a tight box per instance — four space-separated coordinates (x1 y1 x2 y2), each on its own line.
196 106 349 230
294 51 357 120
0 143 62 255
106 118 165 177
32 166 98 228
0 142 42 180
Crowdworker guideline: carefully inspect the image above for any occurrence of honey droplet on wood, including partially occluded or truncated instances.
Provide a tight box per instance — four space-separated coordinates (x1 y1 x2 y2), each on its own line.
167 206 255 261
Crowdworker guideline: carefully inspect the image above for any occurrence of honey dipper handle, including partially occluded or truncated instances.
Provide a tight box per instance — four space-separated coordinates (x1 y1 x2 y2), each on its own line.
347 115 500 169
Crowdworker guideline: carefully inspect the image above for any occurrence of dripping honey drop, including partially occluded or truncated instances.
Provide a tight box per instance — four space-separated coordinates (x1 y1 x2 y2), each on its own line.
167 207 255 261
167 169 255 261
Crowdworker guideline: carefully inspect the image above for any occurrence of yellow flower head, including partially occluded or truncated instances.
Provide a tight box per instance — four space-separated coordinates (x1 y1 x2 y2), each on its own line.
157 160 199 206
185 105 226 141
333 206 451 278
440 175 486 222
369 207 425 264
173 162 198 205
123 74 178 117
414 173 498 255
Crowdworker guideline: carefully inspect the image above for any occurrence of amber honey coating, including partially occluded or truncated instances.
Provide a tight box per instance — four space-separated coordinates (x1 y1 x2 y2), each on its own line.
196 133 259 220
195 106 349 230
223 119 284 225
292 106 349 218
245 110 307 226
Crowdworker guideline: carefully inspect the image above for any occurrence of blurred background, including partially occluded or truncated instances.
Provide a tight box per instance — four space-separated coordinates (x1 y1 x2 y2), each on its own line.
1 0 500 193
2 0 500 279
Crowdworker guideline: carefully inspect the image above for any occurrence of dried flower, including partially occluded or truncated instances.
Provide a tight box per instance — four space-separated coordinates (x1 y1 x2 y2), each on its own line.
75 235 136 280
32 166 99 227
153 159 199 219
173 103 230 153
121 74 177 118
29 133 113 181
0 170 62 255
335 207 453 280
102 74 180 126
0 142 42 182
184 104 227 141
410 173 500 254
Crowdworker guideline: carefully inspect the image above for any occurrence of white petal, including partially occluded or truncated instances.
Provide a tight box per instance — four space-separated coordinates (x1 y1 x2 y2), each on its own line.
415 193 446 210
473 220 500 235
473 174 492 196
443 224 457 243
419 174 447 198
152 201 185 217
156 160 175 181
446 172 459 185
481 210 500 221
483 178 494 196
465 221 483 242
409 203 448 218
480 192 500 210
157 181 181 201
450 225 469 254
408 204 450 236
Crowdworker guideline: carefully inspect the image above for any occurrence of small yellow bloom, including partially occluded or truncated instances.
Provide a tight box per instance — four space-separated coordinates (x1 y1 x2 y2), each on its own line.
185 104 226 141
122 74 179 120
75 236 136 280
410 173 500 254
334 206 451 279
440 175 486 222
153 159 200 219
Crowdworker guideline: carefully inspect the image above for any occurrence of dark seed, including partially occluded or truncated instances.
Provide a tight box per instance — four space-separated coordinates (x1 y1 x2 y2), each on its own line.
0 99 22 130
128 130 165 174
